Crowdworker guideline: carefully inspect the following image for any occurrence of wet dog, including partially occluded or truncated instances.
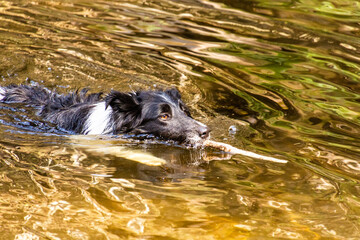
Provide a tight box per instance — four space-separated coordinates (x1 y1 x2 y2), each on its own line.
0 85 210 146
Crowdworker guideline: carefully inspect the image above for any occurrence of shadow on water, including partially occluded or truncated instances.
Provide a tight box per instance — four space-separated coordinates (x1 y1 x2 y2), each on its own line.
1 0 360 239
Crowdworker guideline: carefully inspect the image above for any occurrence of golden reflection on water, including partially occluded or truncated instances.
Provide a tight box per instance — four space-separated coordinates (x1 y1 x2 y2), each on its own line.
1 0 360 239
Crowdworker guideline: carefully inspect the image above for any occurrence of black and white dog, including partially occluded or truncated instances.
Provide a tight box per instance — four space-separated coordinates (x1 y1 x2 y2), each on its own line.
0 85 210 146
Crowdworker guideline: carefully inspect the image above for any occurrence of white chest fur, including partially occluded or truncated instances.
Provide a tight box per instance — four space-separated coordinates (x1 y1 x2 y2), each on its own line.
84 102 112 135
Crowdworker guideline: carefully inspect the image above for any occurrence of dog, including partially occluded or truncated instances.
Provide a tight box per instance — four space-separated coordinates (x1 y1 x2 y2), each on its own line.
0 84 210 147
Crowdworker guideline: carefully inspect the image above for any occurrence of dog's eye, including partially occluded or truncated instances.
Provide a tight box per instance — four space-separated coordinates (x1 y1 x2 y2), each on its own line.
159 113 170 121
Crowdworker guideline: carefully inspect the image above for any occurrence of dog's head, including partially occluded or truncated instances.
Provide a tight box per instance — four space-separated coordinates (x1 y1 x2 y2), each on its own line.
105 89 210 147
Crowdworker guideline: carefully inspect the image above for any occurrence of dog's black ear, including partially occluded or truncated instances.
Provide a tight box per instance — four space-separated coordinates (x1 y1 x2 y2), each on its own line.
105 91 139 111
165 88 181 100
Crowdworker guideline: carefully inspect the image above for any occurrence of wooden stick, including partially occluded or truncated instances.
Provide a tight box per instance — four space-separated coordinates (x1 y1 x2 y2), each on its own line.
203 140 288 164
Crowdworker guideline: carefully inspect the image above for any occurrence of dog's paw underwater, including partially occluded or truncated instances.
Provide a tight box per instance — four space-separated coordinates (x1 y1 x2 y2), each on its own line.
0 84 210 147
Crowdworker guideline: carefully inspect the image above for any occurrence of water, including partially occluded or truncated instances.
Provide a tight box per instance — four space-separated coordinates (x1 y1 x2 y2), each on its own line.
1 0 360 239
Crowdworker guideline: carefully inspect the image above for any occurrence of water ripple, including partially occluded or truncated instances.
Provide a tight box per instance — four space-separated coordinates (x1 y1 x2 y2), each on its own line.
1 0 360 239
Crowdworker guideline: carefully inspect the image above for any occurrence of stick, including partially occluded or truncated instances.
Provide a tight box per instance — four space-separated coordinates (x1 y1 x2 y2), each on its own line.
203 140 288 164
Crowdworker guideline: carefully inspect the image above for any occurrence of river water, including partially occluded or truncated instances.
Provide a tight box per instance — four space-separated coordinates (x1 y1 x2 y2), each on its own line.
1 0 360 239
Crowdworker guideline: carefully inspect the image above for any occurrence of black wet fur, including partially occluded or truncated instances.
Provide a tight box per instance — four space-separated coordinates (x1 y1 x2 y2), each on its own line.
0 84 210 145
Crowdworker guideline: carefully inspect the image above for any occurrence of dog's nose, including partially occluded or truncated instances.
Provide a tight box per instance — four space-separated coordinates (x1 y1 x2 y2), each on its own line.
198 125 211 139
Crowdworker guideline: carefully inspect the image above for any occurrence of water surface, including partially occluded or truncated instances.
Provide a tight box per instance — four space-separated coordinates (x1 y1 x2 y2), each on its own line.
1 0 360 239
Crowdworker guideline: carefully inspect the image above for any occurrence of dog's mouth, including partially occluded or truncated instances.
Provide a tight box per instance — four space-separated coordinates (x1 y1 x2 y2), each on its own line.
181 133 211 148
121 132 210 149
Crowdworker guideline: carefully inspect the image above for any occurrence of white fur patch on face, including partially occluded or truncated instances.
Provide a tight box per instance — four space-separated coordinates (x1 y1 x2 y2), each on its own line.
0 87 5 101
84 102 112 135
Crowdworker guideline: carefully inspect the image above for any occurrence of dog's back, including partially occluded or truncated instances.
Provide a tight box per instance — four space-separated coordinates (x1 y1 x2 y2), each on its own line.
0 84 52 105
0 84 102 109
0 85 103 133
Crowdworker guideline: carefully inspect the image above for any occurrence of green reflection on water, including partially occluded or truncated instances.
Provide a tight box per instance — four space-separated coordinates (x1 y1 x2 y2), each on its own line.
1 0 360 239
